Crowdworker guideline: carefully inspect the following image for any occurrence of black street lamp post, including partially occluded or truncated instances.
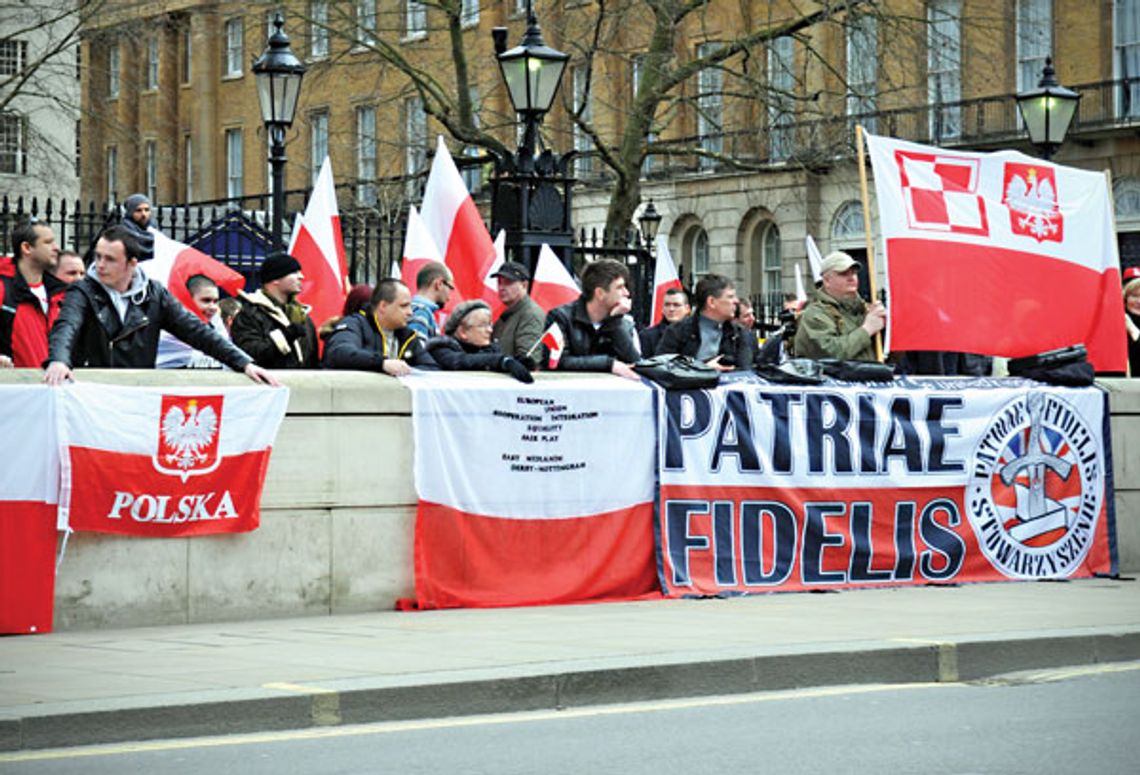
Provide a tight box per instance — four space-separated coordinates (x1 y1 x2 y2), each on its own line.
1015 57 1080 161
490 2 572 273
253 13 306 250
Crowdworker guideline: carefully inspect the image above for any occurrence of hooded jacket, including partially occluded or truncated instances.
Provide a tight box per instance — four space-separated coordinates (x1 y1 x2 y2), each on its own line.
230 289 318 369
793 290 876 362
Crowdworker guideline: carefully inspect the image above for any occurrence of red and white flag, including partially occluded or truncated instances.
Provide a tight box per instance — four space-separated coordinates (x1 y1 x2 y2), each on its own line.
400 373 658 609
530 244 580 312
866 132 1127 370
480 230 507 319
650 236 683 325
805 234 823 284
0 386 59 634
399 204 444 292
288 156 350 329
144 231 245 315
539 322 565 369
420 136 497 308
56 383 289 538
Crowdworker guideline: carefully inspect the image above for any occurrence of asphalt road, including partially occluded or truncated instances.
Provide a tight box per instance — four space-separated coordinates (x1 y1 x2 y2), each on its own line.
3 662 1138 775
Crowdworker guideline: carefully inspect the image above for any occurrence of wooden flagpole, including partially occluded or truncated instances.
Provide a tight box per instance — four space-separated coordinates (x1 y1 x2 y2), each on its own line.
855 124 883 362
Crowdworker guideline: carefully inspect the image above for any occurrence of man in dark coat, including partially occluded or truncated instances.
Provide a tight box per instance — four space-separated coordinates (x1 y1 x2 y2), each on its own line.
658 273 753 371
120 193 156 261
231 252 319 369
323 278 436 375
44 225 276 385
638 286 690 356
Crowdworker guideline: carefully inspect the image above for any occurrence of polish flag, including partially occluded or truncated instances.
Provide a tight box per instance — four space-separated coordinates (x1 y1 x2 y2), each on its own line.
400 373 658 609
0 386 59 634
56 383 289 538
480 230 507 319
400 204 444 292
288 157 350 329
649 236 683 325
530 244 580 312
420 136 496 308
144 230 245 316
539 322 565 369
866 132 1128 371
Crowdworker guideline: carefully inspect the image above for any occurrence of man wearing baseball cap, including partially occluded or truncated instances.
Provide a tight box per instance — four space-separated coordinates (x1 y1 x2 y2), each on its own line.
231 251 319 369
491 260 545 365
793 251 886 362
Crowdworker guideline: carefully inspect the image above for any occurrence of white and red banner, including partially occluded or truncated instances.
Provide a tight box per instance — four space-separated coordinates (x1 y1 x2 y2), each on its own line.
650 236 683 325
56 383 289 537
0 386 59 633
401 372 658 609
657 379 1116 596
399 204 444 293
530 244 580 312
866 133 1128 371
144 231 246 313
288 156 350 329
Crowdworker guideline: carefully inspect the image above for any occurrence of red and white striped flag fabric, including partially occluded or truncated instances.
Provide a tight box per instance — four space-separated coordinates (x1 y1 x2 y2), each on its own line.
400 372 658 609
0 386 59 634
400 204 444 293
540 322 565 369
650 236 683 325
288 156 350 329
530 244 580 312
144 231 245 315
56 383 289 537
480 229 507 319
420 136 497 309
866 132 1128 370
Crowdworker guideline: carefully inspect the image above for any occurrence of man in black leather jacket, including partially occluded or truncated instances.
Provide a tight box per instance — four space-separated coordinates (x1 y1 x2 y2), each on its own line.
323 278 436 375
658 273 753 371
44 226 277 385
541 259 641 379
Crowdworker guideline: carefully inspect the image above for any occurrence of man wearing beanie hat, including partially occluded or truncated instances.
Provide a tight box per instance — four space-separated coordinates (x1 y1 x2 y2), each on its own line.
120 194 155 261
231 251 318 369
793 251 886 362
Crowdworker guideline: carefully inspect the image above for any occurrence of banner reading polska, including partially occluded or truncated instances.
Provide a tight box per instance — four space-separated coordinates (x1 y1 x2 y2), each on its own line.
57 383 289 537
657 380 1116 597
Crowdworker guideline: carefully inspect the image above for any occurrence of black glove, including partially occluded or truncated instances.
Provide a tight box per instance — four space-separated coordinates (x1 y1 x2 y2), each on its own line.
501 356 534 384
282 322 307 343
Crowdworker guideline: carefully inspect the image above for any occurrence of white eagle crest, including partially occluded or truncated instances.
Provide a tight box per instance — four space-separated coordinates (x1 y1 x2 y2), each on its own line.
1004 167 1059 239
161 399 219 471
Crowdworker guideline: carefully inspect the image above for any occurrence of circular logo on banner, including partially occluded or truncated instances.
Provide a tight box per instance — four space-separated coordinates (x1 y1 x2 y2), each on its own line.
965 391 1101 579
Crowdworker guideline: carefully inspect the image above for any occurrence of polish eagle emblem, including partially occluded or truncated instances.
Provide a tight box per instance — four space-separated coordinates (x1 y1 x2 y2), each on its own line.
1002 163 1063 243
153 395 224 481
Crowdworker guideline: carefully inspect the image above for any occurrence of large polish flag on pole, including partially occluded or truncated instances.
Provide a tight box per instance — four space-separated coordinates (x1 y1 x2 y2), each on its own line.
144 231 246 311
420 136 497 308
0 386 59 634
399 204 444 291
56 383 289 538
865 132 1127 370
288 157 350 328
530 244 580 312
649 236 683 325
399 372 658 609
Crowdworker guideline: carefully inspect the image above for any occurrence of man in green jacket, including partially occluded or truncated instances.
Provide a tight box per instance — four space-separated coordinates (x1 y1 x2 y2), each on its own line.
793 251 886 362
491 261 545 366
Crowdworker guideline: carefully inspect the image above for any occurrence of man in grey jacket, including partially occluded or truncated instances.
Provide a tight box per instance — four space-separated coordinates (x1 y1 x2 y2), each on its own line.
490 261 544 365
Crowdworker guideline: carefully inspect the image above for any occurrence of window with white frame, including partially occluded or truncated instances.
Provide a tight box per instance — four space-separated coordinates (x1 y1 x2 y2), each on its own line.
356 106 377 205
181 26 192 84
224 18 244 77
106 145 118 204
145 140 157 202
846 14 877 133
461 0 479 27
405 96 427 190
696 42 723 170
928 0 961 140
146 35 159 90
768 36 795 161
512 0 527 15
310 0 329 59
406 0 427 39
462 88 482 193
108 44 120 97
761 222 781 294
1017 0 1051 91
225 128 243 199
831 200 865 244
573 65 593 176
0 39 27 77
355 0 376 47
632 56 655 176
310 110 328 185
0 113 25 175
1116 0 1140 116
691 228 709 277
184 135 193 201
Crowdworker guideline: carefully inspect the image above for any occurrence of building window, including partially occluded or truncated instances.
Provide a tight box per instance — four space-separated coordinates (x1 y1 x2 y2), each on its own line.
310 0 329 59
692 229 709 277
225 128 243 199
146 36 159 90
831 200 865 244
108 43 120 97
405 0 427 39
572 65 593 177
461 88 482 193
461 0 479 27
512 0 526 15
846 14 877 133
356 106 376 205
310 110 328 185
0 113 25 175
181 26 192 84
768 36 795 161
1116 0 1140 116
696 42 723 170
761 222 781 294
106 145 118 204
145 140 157 202
225 18 244 77
632 56 655 176
184 135 193 202
0 39 27 77
405 96 426 196
357 0 377 47
1016 0 1051 91
928 0 961 140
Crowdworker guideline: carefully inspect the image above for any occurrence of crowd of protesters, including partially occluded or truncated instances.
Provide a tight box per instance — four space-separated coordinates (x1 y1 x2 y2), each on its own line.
3 201 1138 381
